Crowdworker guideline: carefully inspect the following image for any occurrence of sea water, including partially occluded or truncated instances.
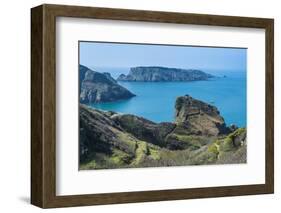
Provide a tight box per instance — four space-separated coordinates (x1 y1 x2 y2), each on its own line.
89 67 246 127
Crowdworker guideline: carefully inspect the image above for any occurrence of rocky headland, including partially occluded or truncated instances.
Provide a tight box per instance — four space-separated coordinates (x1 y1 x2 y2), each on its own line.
79 95 246 169
117 66 214 82
79 65 136 104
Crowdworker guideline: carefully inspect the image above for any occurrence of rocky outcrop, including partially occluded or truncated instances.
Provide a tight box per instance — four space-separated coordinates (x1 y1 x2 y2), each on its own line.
175 95 229 136
79 95 246 170
79 65 136 104
117 66 213 82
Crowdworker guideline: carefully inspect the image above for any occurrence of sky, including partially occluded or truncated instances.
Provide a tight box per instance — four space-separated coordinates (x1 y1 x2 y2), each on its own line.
79 41 247 72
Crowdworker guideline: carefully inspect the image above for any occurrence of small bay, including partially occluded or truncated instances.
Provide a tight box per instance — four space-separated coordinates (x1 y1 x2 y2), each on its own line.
90 67 246 127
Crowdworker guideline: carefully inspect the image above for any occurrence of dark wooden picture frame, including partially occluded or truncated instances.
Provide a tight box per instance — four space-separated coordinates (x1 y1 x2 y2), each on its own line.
31 4 274 208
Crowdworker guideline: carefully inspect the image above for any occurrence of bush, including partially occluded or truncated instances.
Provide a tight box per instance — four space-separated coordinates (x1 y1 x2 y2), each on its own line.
208 143 219 155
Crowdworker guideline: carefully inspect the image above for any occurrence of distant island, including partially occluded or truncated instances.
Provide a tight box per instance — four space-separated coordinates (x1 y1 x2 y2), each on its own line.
117 66 214 82
79 65 135 104
79 65 215 104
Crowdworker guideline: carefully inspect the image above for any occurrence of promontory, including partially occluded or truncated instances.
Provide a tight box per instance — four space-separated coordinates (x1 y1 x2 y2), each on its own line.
79 65 136 104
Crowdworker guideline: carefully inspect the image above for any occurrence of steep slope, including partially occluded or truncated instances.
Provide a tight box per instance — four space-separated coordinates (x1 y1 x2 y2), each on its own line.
174 95 230 136
79 95 246 169
79 104 162 169
79 65 136 103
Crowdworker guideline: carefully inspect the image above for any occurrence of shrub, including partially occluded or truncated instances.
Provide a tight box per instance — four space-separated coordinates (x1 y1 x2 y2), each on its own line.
208 143 219 155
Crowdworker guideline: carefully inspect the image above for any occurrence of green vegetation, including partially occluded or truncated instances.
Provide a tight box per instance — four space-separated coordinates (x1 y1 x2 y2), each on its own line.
220 137 234 152
116 131 138 154
205 128 247 163
80 124 247 169
110 149 132 165
80 160 97 170
148 147 161 160
208 142 219 155
220 128 246 152
175 134 208 147
132 141 148 165
79 97 247 170
230 127 246 138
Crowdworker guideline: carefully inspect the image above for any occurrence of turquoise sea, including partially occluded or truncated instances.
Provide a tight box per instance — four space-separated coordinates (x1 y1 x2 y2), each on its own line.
89 67 246 127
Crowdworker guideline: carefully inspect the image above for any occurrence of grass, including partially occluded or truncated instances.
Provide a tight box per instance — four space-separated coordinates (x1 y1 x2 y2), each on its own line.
131 141 148 165
148 147 161 160
80 127 247 169
175 134 208 146
229 127 246 138
80 160 97 170
220 128 246 152
115 131 138 154
208 142 219 155
80 148 134 170
110 149 132 165
206 128 246 161
220 137 235 152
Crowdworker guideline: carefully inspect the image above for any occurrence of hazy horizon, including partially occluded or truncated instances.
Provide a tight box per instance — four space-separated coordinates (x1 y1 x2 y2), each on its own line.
80 41 247 72
86 65 246 72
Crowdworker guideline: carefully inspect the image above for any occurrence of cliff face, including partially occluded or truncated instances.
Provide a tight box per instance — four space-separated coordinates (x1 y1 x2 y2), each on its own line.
79 95 246 169
79 65 136 104
117 66 213 82
175 95 229 136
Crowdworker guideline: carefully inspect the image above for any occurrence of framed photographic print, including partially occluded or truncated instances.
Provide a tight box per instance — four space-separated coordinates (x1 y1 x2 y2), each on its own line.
31 4 274 208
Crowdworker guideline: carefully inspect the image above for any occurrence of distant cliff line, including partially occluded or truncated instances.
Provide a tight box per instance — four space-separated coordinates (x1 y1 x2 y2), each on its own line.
117 66 214 82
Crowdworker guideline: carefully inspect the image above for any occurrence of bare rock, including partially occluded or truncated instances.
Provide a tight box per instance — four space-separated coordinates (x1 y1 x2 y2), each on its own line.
79 65 136 103
175 95 229 136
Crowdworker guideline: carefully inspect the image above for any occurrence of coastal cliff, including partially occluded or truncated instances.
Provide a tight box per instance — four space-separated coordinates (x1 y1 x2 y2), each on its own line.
79 65 136 104
79 95 246 169
117 66 213 82
175 95 229 136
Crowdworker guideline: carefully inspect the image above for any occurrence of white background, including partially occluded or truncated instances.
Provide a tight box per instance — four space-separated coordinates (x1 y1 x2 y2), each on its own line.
57 18 265 195
0 0 279 212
